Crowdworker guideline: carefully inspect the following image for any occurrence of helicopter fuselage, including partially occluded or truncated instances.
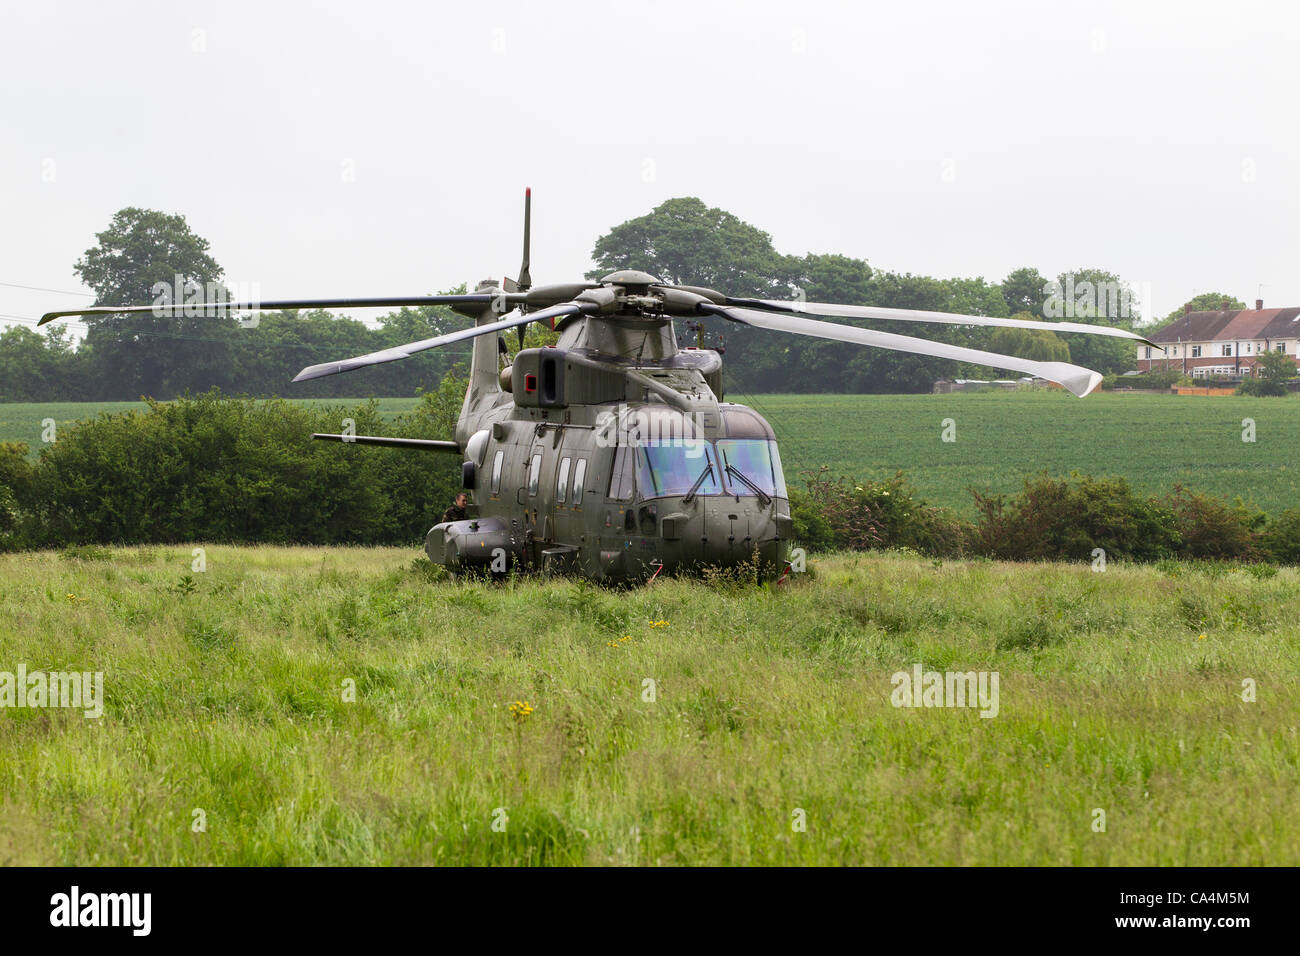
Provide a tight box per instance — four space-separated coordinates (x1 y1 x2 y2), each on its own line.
425 305 793 582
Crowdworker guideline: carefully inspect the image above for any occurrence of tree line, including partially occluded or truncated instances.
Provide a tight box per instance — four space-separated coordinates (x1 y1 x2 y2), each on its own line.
2 202 1233 402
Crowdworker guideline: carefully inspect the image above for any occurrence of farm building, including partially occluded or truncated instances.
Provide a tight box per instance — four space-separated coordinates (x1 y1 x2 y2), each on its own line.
1137 300 1300 378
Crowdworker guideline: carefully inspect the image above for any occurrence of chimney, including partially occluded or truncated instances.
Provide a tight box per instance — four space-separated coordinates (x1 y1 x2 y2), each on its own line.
1184 303 1192 314
1256 298 1264 311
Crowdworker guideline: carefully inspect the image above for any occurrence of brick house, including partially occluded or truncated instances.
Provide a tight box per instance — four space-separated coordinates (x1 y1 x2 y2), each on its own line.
1136 300 1300 378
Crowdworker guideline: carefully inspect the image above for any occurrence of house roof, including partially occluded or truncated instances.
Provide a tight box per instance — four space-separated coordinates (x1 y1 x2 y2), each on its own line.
1150 307 1300 343
1259 308 1300 340
1220 309 1281 340
1149 311 1235 343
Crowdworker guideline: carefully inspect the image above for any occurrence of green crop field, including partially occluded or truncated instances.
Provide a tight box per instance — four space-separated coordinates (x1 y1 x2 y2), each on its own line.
0 545 1294 865
3 391 1299 516
728 390 1300 516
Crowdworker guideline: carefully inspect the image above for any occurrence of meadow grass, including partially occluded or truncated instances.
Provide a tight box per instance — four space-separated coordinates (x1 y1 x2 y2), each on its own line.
1 545 1296 865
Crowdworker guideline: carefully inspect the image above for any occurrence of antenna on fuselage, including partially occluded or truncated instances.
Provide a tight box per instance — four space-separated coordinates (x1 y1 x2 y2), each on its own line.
515 187 533 351
517 187 532 293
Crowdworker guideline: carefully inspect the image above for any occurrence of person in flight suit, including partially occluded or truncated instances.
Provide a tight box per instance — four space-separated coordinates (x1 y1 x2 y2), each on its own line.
440 492 469 524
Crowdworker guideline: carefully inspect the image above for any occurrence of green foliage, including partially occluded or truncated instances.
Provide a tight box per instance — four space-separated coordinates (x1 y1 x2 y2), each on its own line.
1165 486 1263 561
1237 349 1295 397
0 442 32 549
1103 367 1182 390
74 207 234 400
988 321 1070 363
999 266 1049 317
1157 292 1246 327
3 545 1298 865
1261 509 1300 564
22 202 1154 400
794 468 969 557
1 383 464 550
972 473 1178 562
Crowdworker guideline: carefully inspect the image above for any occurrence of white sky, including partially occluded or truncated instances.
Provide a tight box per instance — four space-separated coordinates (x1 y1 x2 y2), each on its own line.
2 0 1297 337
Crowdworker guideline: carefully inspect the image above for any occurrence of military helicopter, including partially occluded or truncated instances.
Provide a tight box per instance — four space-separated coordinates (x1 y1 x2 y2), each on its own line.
41 190 1157 582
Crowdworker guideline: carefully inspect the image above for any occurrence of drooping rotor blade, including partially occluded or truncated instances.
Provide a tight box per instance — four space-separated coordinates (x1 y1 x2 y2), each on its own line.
291 300 592 382
700 303 1104 397
722 297 1161 348
37 294 517 326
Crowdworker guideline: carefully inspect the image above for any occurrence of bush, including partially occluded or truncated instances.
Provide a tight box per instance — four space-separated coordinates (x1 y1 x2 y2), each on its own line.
1236 377 1289 397
1164 485 1263 561
2 384 464 551
0 442 33 549
1104 368 1182 390
971 473 1178 562
794 468 971 557
1261 509 1300 564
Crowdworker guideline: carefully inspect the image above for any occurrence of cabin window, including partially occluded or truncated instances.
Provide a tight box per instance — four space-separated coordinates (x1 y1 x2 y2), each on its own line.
608 446 636 502
572 459 587 506
635 441 720 498
716 439 788 498
490 451 504 495
528 453 542 496
557 457 571 504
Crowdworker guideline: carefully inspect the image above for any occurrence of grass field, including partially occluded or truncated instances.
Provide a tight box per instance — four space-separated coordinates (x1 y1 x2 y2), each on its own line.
1 545 1296 865
3 391 1299 516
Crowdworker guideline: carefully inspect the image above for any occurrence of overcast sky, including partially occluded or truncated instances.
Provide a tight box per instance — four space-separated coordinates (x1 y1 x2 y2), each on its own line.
3 0 1296 337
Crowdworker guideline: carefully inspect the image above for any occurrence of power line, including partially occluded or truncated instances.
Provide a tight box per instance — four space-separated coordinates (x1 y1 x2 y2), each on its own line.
0 280 94 296
0 312 87 329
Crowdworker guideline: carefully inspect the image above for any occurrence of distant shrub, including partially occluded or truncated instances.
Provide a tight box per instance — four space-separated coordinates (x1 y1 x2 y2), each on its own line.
1236 377 1289 397
0 442 33 549
790 468 1297 568
1104 368 1181 390
795 468 971 557
1 383 463 551
1164 485 1263 561
971 473 1178 562
1261 508 1300 564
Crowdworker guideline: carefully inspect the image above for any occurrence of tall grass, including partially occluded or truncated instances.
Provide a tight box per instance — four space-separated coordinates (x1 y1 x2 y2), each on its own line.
0 546 1296 865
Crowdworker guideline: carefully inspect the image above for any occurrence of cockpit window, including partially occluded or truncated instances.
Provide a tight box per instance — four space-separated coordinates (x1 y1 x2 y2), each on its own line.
716 439 787 498
636 441 721 498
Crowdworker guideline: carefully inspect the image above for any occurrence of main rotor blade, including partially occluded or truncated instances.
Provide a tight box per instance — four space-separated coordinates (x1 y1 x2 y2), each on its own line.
724 297 1160 348
291 301 591 382
37 294 518 326
701 304 1104 397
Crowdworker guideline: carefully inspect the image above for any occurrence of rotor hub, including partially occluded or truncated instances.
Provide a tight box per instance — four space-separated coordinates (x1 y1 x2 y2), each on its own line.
599 270 662 294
